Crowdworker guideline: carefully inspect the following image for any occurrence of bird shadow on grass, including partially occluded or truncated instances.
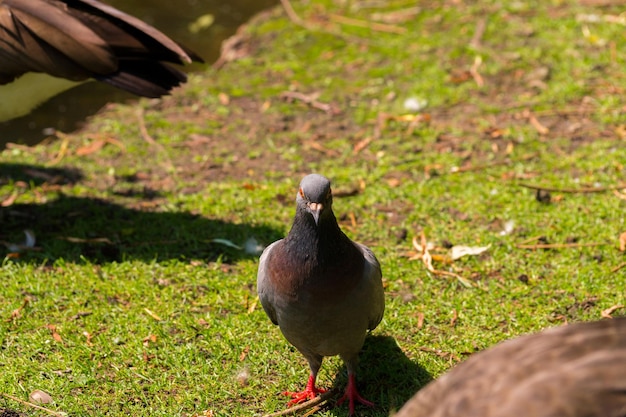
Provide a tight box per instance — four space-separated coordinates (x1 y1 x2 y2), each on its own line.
327 335 432 417
1 82 136 149
0 162 84 185
0 164 281 264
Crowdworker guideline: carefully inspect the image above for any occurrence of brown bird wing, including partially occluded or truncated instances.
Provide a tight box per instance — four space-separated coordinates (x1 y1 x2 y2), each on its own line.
0 0 203 97
395 318 626 417
74 0 202 63
0 0 114 83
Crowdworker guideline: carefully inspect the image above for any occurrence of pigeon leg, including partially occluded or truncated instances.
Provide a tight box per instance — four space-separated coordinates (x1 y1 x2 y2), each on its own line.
283 373 327 405
337 373 374 415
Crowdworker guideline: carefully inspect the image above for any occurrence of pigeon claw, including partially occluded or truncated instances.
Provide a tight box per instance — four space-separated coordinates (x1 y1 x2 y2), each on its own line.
283 374 327 406
336 374 374 416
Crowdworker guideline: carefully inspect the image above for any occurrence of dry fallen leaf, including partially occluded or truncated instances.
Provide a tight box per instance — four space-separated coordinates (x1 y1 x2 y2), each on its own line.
1 191 19 207
190 409 215 417
143 334 158 346
46 324 63 343
247 298 257 314
450 309 458 327
386 177 401 188
601 304 625 318
75 137 125 156
75 139 106 156
353 137 373 154
7 297 30 322
218 92 230 105
83 331 93 346
417 312 425 329
410 232 475 288
450 244 491 260
29 389 52 404
525 110 549 135
239 346 250 362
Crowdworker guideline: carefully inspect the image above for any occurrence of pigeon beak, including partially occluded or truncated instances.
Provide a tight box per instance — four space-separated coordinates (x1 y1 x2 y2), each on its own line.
308 202 323 225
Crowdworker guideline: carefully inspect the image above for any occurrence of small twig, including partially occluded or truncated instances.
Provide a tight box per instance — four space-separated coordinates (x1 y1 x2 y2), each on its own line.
0 393 66 416
613 189 626 200
450 309 458 327
304 140 339 157
523 109 549 135
49 133 71 165
450 159 510 173
136 107 158 146
469 17 488 49
517 235 547 245
280 0 307 27
213 25 251 69
418 347 461 362
353 136 373 155
261 389 339 417
280 0 372 46
329 13 407 34
280 91 340 114
144 308 162 321
58 236 113 244
619 231 626 252
519 182 626 194
136 108 175 172
469 55 484 87
516 242 608 250
610 262 626 273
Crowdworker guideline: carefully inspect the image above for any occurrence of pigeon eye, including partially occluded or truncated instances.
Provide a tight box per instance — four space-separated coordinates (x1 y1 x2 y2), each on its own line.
299 188 305 199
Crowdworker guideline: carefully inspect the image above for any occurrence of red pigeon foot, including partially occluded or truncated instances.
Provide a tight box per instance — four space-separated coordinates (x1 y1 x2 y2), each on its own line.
283 374 327 405
337 373 375 415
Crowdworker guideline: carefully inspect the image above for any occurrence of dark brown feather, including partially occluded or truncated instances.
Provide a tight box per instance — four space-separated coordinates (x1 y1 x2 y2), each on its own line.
395 318 626 417
0 0 202 96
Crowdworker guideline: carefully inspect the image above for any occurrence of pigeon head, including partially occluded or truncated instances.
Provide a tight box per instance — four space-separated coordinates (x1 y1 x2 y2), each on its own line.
296 174 333 226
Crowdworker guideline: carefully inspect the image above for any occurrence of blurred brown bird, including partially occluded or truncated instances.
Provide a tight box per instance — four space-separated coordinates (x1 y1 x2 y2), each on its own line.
395 318 626 417
0 0 203 121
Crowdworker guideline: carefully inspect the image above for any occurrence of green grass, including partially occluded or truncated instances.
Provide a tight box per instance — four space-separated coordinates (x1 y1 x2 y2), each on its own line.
2 0 626 416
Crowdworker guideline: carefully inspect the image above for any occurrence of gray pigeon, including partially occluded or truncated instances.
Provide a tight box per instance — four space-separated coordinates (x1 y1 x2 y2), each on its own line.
395 317 626 417
257 174 385 415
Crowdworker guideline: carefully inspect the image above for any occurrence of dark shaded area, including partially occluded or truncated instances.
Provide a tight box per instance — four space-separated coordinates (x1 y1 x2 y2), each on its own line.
0 163 83 186
0 409 23 417
0 164 280 264
328 335 431 416
0 0 278 147
1 194 281 264
0 82 123 148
